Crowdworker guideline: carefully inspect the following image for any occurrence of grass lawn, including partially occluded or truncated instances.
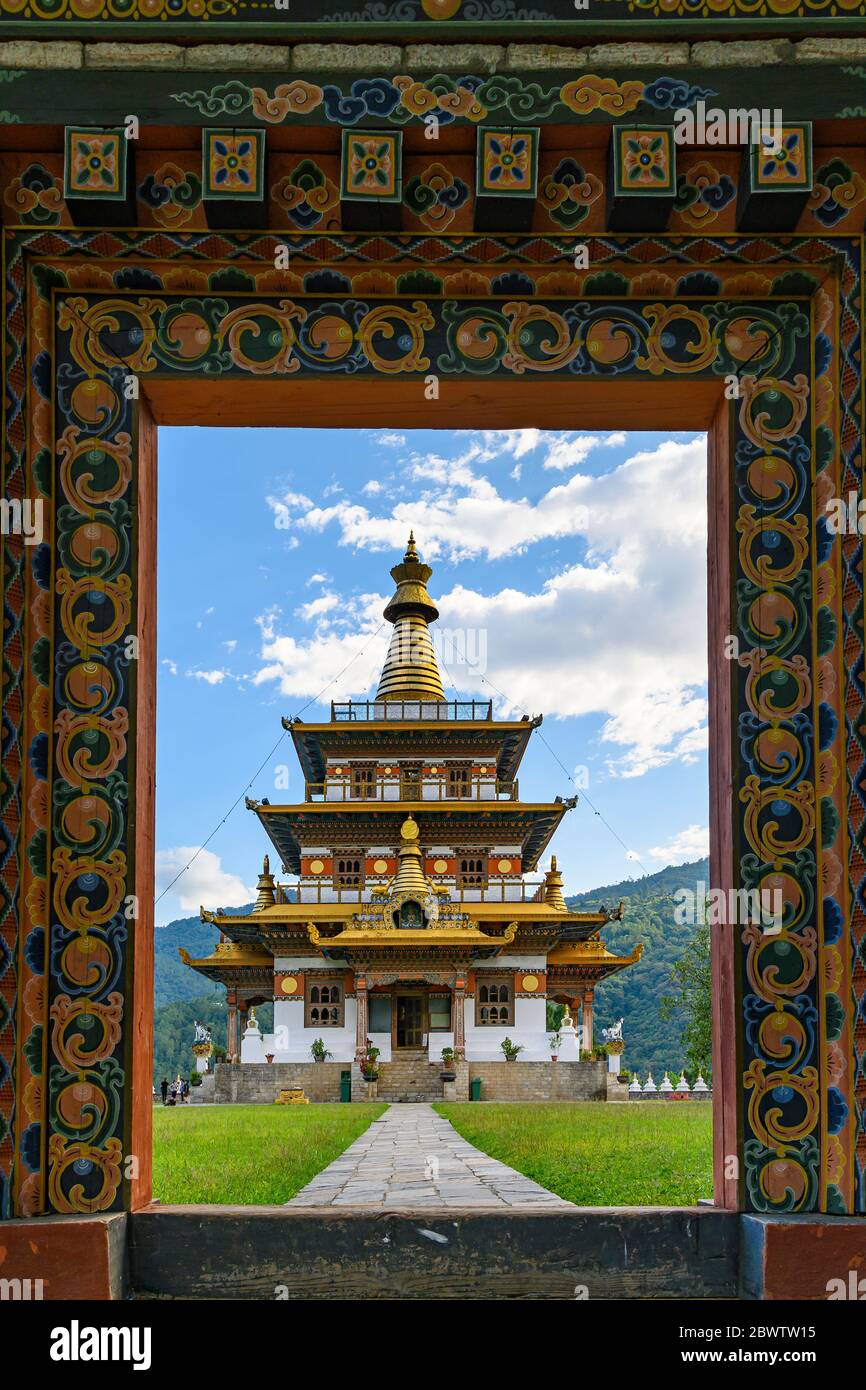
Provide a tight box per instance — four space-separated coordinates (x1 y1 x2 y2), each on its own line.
435 1102 713 1206
152 1103 386 1205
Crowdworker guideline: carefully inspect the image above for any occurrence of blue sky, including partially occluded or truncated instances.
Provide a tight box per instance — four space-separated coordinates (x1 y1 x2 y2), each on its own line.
155 426 710 925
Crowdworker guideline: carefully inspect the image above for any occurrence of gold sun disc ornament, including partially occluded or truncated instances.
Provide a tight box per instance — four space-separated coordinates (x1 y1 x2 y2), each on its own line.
400 816 419 841
309 859 324 875
281 976 299 994
373 858 389 874
522 975 540 993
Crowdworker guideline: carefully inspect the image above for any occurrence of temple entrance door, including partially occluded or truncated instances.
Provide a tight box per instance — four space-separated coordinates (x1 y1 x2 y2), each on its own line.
395 993 426 1048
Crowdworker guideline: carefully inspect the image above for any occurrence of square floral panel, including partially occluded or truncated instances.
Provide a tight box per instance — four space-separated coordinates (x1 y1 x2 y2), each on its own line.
63 127 126 201
340 130 402 203
750 124 813 193
476 128 539 198
203 130 265 201
612 127 675 197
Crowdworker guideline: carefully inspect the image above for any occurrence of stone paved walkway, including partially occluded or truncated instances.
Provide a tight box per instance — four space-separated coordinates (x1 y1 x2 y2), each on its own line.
286 1103 573 1209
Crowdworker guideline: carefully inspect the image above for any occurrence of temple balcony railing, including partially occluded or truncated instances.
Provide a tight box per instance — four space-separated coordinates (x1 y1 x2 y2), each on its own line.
279 879 546 905
330 698 493 722
305 775 518 802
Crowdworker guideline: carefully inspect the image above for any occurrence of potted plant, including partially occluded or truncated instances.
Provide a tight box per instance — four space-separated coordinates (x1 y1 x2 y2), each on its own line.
360 1040 380 1081
440 1045 456 1081
548 1032 561 1062
310 1038 333 1063
501 1037 523 1062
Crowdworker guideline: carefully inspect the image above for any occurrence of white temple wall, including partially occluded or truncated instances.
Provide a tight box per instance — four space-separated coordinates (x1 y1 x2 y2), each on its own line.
266 997 358 1063
464 996 549 1061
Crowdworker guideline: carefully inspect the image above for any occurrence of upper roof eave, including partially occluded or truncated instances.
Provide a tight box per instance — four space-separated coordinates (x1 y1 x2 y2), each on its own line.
289 717 538 782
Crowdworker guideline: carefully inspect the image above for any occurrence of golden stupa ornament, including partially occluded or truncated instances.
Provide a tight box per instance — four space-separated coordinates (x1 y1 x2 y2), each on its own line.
376 532 446 703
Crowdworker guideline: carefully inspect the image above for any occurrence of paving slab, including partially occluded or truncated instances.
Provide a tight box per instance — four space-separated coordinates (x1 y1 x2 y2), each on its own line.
286 1103 573 1211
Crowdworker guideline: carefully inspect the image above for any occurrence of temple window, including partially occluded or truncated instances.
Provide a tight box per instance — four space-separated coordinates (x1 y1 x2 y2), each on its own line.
447 763 473 798
429 993 451 1031
351 764 377 800
400 763 422 799
457 854 488 890
475 977 513 1025
368 994 391 1032
305 977 344 1027
334 855 365 889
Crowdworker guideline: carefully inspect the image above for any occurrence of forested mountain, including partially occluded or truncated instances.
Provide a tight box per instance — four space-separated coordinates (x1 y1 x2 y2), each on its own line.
153 859 709 1083
569 857 710 1079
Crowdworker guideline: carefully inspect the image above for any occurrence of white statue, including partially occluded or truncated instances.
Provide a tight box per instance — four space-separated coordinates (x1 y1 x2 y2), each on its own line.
193 1020 212 1046
602 1018 624 1043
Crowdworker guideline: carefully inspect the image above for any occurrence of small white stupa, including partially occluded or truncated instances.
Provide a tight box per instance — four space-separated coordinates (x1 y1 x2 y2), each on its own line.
241 1005 266 1064
643 1072 657 1095
629 1074 642 1096
659 1072 674 1094
675 1073 691 1094
557 1002 581 1061
693 1073 710 1096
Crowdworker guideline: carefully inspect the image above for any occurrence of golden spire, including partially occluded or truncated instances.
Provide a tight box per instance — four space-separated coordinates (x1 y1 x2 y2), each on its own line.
376 532 446 703
543 855 567 911
254 853 276 912
390 815 431 896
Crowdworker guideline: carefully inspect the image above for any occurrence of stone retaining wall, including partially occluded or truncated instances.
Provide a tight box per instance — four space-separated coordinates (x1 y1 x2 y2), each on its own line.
2 37 865 70
214 1062 345 1104
468 1060 606 1102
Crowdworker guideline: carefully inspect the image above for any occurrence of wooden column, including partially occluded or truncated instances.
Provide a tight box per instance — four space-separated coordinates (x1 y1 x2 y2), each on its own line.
582 988 594 1052
453 977 466 1057
355 974 368 1060
227 989 238 1061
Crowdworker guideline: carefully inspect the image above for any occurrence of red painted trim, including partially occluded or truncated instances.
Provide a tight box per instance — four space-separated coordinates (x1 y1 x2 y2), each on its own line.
707 394 740 1212
128 393 157 1213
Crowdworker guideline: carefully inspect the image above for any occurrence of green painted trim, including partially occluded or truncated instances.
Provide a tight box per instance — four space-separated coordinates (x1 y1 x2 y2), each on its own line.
2 66 864 129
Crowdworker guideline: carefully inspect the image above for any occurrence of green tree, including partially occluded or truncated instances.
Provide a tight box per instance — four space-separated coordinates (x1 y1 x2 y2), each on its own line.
659 919 712 1078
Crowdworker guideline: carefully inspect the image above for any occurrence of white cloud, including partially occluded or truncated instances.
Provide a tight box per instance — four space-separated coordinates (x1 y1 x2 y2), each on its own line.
248 433 708 775
647 824 710 864
155 847 254 919
375 432 406 448
162 658 178 677
188 669 227 685
296 591 340 623
222 640 237 652
362 479 383 495
306 571 331 586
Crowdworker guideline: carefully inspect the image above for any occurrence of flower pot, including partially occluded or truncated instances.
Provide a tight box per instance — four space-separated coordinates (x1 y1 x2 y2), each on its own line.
265 1055 274 1064
505 1054 517 1062
550 1055 558 1063
440 1070 456 1082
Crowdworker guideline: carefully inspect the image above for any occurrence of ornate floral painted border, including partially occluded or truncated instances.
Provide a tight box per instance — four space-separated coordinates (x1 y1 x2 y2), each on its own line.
0 226 862 1216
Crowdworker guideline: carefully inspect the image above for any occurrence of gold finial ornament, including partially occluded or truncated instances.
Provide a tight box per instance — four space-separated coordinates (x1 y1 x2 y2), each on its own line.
376 533 446 703
254 855 277 912
543 855 567 910
400 815 419 841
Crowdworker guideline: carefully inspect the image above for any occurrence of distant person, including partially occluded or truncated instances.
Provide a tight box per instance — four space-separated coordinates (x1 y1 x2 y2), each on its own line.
160 1077 168 1105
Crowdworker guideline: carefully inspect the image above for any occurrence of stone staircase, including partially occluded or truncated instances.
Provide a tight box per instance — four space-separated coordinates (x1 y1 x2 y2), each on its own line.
377 1049 444 1102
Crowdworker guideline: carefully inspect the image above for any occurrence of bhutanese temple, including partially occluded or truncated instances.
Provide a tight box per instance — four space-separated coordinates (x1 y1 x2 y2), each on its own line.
181 535 641 1101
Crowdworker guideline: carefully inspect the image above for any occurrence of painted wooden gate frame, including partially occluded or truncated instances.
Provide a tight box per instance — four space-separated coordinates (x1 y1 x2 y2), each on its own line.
0 225 863 1221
